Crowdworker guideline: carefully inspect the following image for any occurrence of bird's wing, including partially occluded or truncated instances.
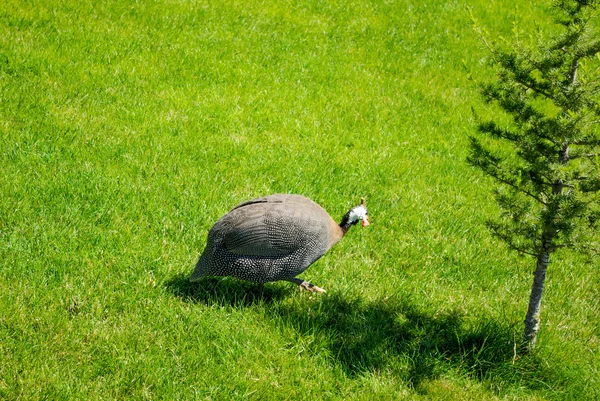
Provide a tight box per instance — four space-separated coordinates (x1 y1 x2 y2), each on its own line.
216 199 327 257
229 194 309 211
215 204 293 256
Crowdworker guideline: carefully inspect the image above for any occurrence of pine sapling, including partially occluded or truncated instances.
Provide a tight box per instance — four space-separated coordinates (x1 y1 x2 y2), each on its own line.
468 0 600 352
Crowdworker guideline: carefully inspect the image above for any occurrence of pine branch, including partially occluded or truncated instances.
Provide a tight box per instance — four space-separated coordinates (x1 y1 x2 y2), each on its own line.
477 120 522 142
474 164 548 206
487 221 539 256
505 63 557 101
523 121 561 147
572 138 600 145
588 84 600 98
569 152 600 160
553 242 577 250
574 37 600 59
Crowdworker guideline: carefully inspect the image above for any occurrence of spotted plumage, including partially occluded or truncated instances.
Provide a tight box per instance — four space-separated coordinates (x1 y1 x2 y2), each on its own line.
190 194 369 292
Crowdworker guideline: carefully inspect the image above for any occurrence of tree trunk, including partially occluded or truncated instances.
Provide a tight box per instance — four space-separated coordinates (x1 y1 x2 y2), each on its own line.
522 247 550 352
522 143 569 352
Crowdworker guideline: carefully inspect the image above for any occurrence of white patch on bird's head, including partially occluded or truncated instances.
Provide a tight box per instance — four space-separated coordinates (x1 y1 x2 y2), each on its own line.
348 205 369 226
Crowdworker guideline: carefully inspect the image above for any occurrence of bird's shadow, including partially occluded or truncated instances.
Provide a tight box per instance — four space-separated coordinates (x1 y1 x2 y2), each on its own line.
164 273 291 307
164 274 564 396
271 294 561 394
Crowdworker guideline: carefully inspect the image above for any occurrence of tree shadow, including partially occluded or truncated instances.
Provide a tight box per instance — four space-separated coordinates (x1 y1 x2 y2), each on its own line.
164 273 291 307
272 294 561 394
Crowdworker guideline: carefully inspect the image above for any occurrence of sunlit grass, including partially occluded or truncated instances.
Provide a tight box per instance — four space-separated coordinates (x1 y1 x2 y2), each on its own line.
1 0 598 399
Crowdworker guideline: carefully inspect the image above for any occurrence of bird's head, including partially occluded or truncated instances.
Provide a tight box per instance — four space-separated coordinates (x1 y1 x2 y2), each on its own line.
344 197 370 229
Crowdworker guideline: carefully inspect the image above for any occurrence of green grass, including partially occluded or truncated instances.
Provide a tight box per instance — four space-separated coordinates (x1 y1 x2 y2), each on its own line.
1 0 598 399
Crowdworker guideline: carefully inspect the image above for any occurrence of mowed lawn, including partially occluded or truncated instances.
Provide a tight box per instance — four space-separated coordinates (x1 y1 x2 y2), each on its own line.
1 0 598 400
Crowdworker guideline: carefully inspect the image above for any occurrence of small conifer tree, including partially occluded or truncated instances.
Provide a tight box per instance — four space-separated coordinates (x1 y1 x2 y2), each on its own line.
468 0 600 352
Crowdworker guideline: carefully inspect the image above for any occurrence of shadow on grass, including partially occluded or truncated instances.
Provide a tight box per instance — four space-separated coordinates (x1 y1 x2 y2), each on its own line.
164 273 291 307
165 275 565 396
272 294 561 395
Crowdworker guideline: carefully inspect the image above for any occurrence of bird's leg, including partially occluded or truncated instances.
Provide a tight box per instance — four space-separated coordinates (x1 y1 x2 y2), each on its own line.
301 281 326 293
285 277 326 293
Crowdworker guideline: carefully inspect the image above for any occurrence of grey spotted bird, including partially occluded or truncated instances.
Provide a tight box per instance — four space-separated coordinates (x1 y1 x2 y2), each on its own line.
190 194 369 292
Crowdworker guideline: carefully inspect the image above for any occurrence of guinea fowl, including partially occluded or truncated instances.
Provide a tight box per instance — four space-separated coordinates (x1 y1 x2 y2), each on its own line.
190 194 369 292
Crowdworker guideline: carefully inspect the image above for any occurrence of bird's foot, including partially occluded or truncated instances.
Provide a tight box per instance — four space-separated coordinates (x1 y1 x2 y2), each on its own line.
298 281 326 293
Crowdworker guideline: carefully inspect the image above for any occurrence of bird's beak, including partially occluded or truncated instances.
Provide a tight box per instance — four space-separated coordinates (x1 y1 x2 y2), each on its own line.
362 216 370 227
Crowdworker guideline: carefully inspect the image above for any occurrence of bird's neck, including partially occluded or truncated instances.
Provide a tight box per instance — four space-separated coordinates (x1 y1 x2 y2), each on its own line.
339 212 355 235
